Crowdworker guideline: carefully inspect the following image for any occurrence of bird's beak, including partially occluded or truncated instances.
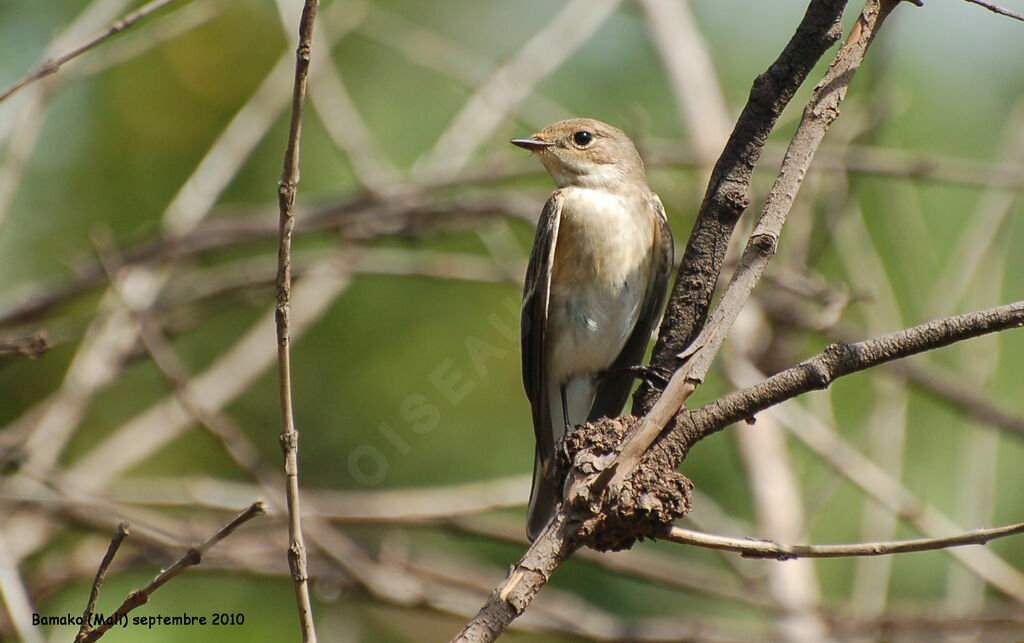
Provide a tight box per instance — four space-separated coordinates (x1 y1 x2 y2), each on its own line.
510 136 553 152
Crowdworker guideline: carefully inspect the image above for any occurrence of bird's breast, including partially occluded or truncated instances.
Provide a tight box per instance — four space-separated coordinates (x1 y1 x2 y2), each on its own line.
546 187 657 380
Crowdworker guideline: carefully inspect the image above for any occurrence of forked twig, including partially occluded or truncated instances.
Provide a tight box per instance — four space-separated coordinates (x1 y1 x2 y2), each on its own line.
74 522 129 643
77 504 265 642
664 522 1024 560
0 0 184 104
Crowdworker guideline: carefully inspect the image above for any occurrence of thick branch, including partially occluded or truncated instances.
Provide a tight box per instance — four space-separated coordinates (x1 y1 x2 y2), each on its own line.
633 0 849 413
671 300 1024 454
608 0 901 497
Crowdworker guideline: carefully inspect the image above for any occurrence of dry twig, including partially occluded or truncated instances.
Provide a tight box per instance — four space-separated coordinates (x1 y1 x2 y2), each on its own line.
274 0 321 639
610 0 898 492
0 0 184 104
961 0 1024 22
664 522 1024 560
77 503 265 643
74 522 129 643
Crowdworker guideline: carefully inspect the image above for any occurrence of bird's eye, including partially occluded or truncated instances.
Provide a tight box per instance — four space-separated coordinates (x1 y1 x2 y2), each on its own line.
572 131 593 147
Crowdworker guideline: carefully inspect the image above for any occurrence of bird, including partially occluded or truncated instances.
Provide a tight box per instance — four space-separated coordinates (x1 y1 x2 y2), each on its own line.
511 118 673 541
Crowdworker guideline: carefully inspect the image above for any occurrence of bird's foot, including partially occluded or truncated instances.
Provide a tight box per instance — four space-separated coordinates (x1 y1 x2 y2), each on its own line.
599 364 671 387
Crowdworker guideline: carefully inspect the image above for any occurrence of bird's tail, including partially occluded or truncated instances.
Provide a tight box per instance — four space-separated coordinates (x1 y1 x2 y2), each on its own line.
526 449 558 542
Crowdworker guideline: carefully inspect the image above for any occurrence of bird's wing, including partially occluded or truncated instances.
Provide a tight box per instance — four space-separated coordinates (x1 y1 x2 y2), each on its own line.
588 193 673 421
521 192 562 465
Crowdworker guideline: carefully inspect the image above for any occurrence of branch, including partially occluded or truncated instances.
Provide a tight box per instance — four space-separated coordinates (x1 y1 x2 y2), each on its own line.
451 513 582 642
79 503 265 642
610 0 901 496
961 0 1024 22
633 0 850 413
452 298 1023 641
0 0 184 104
275 0 321 641
453 2 891 638
663 522 1024 560
760 291 1024 440
0 195 522 330
74 523 129 643
676 300 1024 450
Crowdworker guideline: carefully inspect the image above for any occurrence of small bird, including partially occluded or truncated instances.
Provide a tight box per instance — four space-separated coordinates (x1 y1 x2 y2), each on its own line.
511 118 673 540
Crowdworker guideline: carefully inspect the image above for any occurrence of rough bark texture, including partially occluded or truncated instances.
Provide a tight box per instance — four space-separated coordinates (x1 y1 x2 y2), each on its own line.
632 0 848 414
564 417 692 552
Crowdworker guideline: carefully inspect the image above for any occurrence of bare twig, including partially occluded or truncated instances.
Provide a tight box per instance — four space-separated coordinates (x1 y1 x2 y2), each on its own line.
275 0 321 639
0 0 184 104
663 522 1024 560
727 354 1024 603
681 300 1024 442
75 522 129 643
79 503 266 642
761 292 1024 440
961 0 1024 22
453 3 896 639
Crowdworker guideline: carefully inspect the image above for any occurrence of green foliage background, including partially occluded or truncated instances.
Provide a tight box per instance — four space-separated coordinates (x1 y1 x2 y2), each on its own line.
0 0 1022 640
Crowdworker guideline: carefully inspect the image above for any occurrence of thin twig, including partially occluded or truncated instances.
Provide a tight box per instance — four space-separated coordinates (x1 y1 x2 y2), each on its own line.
0 0 184 104
75 522 129 643
961 0 1024 22
79 502 266 643
727 354 1024 603
663 522 1024 560
275 0 321 640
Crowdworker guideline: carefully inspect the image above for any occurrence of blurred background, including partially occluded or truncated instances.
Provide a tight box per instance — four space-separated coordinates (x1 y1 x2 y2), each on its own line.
1 0 1023 640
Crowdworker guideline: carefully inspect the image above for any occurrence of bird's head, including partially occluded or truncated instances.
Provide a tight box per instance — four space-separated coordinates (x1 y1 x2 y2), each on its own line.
511 118 645 189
